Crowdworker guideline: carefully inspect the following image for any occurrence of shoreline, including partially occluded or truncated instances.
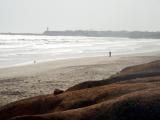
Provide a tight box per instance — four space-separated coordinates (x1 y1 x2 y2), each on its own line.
1 50 159 69
0 52 160 80
0 53 160 107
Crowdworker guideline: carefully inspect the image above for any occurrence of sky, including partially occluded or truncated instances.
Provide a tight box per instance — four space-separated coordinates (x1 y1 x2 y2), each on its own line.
0 0 160 33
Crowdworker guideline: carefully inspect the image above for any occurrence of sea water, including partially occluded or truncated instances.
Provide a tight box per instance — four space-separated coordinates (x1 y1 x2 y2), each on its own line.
0 34 160 68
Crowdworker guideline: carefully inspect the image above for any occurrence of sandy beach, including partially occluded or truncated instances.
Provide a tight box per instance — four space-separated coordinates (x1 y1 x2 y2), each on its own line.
0 53 160 107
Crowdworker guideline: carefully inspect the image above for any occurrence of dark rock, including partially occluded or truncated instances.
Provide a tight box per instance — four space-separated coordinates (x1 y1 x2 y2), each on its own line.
54 89 64 95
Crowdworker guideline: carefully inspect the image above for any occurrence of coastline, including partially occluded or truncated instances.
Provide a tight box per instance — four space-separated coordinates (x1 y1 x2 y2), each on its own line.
0 53 160 107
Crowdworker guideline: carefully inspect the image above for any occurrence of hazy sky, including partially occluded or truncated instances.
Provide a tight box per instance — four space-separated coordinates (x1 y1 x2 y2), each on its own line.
0 0 160 33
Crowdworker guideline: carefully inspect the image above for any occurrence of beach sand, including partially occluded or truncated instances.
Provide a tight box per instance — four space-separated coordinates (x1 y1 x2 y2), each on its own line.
0 53 160 107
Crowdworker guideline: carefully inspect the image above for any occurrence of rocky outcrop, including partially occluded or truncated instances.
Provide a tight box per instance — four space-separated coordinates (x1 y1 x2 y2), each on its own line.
1 60 160 120
53 89 64 95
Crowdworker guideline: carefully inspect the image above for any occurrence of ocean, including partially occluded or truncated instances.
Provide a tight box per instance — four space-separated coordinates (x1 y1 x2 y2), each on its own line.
0 35 160 68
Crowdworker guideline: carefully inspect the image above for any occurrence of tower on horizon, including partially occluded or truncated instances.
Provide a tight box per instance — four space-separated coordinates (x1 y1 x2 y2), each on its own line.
46 27 49 31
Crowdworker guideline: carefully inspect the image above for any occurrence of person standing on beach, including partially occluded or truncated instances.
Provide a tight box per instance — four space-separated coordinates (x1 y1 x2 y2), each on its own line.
109 51 112 57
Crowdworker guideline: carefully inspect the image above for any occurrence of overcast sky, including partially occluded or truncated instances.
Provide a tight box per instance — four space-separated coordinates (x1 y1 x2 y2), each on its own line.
0 0 160 33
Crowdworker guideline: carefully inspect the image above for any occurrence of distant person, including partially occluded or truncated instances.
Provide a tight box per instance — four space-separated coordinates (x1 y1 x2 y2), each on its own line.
109 51 112 57
34 60 36 64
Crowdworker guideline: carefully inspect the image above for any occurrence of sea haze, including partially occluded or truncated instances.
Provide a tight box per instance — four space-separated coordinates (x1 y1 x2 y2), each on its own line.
0 35 160 68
